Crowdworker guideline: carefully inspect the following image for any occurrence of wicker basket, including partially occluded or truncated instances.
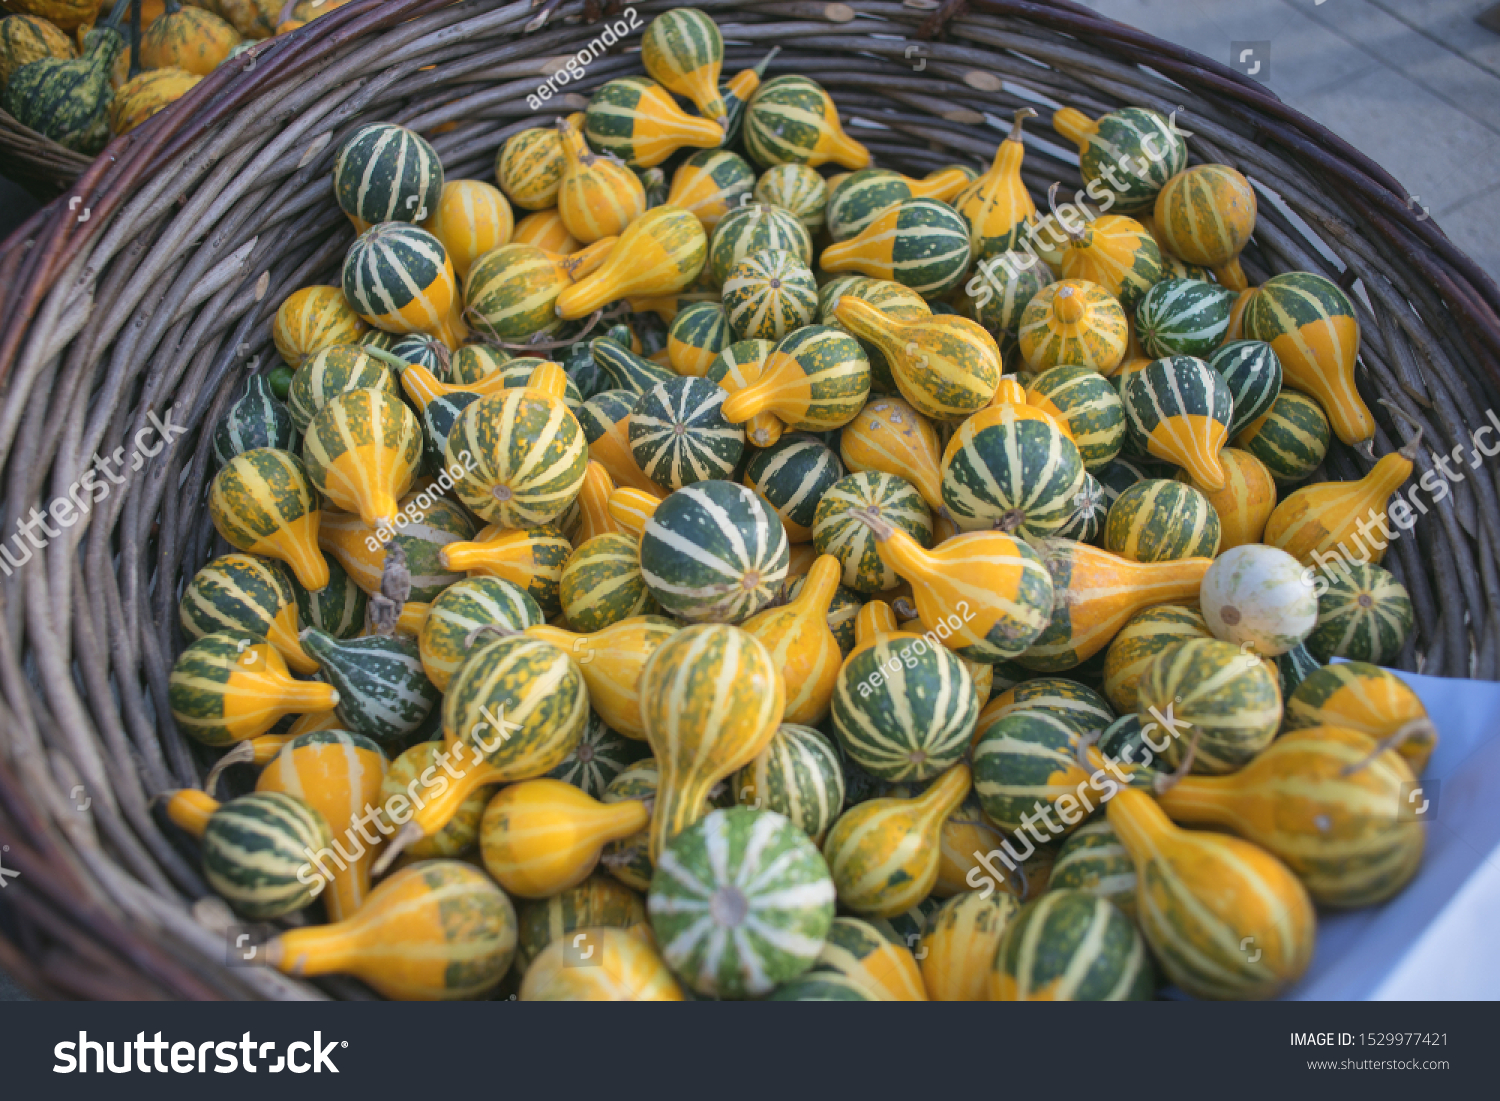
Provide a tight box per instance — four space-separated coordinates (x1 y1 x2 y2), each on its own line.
0 0 1496 1000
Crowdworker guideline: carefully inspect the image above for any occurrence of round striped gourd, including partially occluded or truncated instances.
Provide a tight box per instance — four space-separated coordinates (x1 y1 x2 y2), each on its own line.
463 244 576 342
341 223 460 345
1051 818 1139 919
754 163 828 232
561 533 655 633
1121 355 1234 490
446 382 588 527
547 713 650 798
769 973 878 1001
1024 365 1126 472
583 74 723 168
988 889 1153 1001
201 792 333 920
1054 472 1108 542
273 285 368 368
515 874 647 970
940 403 1087 538
1199 544 1317 656
300 387 422 527
213 374 294 466
1281 662 1433 774
721 249 818 341
1153 164 1257 288
1235 389 1330 486
378 742 493 857
1103 478 1221 562
787 572 863 655
823 277 931 396
707 202 812 286
812 916 927 1000
1102 604 1212 714
1057 214 1165 314
744 74 871 170
1210 339 1283 438
629 376 744 489
958 252 1048 334
1242 270 1369 445
496 127 566 211
180 553 314 673
980 677 1114 738
831 623 976 782
638 481 790 623
1135 277 1236 358
332 122 443 228
1053 106 1186 214
837 396 942 512
666 148 756 233
1174 446 1276 550
733 723 846 844
812 472 932 593
418 576 542 690
648 807 835 998
743 435 843 543
1276 643 1322 700
512 208 578 253
209 448 329 591
294 556 366 639
1304 562 1412 665
422 179 513 281
919 890 1020 1000
819 197 972 298
287 343 397 433
1136 638 1282 775
386 333 449 376
823 167 963 243
1017 279 1129 375
972 710 1092 836
641 6 724 120
521 926 683 1001
667 301 730 377
301 629 439 747
439 522 570 619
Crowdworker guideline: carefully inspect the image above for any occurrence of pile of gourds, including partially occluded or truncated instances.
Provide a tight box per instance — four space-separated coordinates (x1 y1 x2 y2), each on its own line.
0 0 345 150
166 6 1435 1002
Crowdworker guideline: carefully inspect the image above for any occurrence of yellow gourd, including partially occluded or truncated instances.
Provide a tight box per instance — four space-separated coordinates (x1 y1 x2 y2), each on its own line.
1283 662 1436 775
439 523 569 615
521 927 684 1000
838 396 944 513
584 74 724 167
707 336 782 447
479 779 649 899
1154 164 1257 291
953 107 1037 261
266 861 517 1000
209 448 330 591
272 285 368 369
1263 437 1416 566
140 0 240 76
1176 446 1277 550
822 762 971 917
570 460 628 545
300 387 422 529
168 632 339 747
526 616 679 741
718 325 870 432
555 206 707 320
990 375 1030 407
1017 278 1129 375
604 486 661 539
919 890 1020 1001
513 208 579 253
422 179 514 280
556 117 647 244
739 554 843 725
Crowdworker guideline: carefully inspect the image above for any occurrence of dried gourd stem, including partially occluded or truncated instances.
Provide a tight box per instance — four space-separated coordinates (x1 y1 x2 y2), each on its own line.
367 543 411 637
1151 727 1201 795
1007 106 1037 143
1047 181 1086 244
462 622 519 649
1377 397 1428 460
1074 726 1103 773
1008 861 1030 903
201 741 254 798
1337 718 1438 777
848 505 896 541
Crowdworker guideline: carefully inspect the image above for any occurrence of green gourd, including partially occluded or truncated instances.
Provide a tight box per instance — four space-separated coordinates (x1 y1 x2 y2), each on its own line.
3 0 128 154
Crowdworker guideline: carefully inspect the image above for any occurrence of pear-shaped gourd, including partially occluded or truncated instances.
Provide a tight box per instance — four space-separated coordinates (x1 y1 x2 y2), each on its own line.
839 396 945 513
556 206 708 319
1020 538 1214 671
1055 208 1165 314
825 166 972 242
521 927 684 1001
439 522 570 618
851 508 1055 665
819 197 972 298
706 338 783 447
463 240 614 343
273 285 369 370
1121 355 1234 490
530 618 679 744
667 149 757 233
210 448 330 590
255 730 388 921
479 779 650 898
953 108 1037 262
642 7 726 123
743 74 871 169
301 387 422 529
300 628 439 748
591 335 677 394
640 624 785 861
739 555 844 725
822 763 972 917
1154 164 1257 291
1017 278 1129 375
1263 435 1416 566
180 554 318 674
719 325 870 432
3 0 126 154
1107 786 1314 999
213 374 295 465
834 298 999 422
169 631 339 746
570 460 629 544
556 117 647 243
1052 105 1187 214
342 223 466 349
585 75 724 168
287 343 398 432
266 860 517 1000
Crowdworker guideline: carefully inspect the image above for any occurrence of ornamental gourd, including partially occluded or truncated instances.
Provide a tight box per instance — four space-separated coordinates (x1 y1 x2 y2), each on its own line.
1107 786 1315 1000
342 223 465 348
418 576 543 690
287 343 398 432
978 677 1114 738
1235 389 1331 487
1242 271 1370 446
556 117 647 243
667 149 756 233
439 522 569 618
740 555 844 725
497 127 566 211
273 286 368 369
1135 638 1282 775
742 434 842 543
1212 340 1284 439
640 624 785 860
1024 365 1127 471
556 206 707 319
1102 604 1213 714
707 201 813 285
463 242 605 343
3 0 126 153
295 557 367 639
547 713 651 798
706 338 784 448
568 460 628 545
972 709 1095 836
591 336 677 395
300 629 439 748
812 916 928 1001
521 928 683 1001
827 166 970 242
479 779 649 899
834 298 999 422
1153 164 1257 291
320 494 475 602
1176 446 1277 550
820 198 972 298
1156 725 1423 908
953 108 1037 262
940 401 1087 538
821 277 931 395
755 163 830 232
1304 562 1413 665
209 448 329 590
1262 436 1416 566
732 724 846 845
1198 543 1317 655
838 397 944 513
561 534 656 634
642 7 725 122
822 762 971 918
1052 105 1187 213
719 325 870 432
920 890 1020 1001
1121 355 1234 490
169 631 339 746
1135 277 1236 358
744 74 871 169
1056 210 1165 314
300 387 422 529
667 301 730 376
812 472 931 593
629 376 744 488
141 0 239 75
528 616 679 742
1283 662 1435 775
1017 279 1129 375
1020 538 1213 671
989 889 1153 1001
267 861 517 1000
513 208 579 253
333 122 444 232
422 179 513 281
1103 478 1221 562
180 554 318 674
722 249 818 341
0 13 74 86
514 874 647 969
1051 818 1140 919
584 74 723 168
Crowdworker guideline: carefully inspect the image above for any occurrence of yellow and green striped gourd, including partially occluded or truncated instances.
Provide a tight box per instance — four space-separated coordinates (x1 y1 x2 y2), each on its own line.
641 7 725 122
919 890 1020 1001
1235 389 1330 486
740 554 844 725
665 148 756 233
820 197 973 298
812 472 932 593
1153 163 1257 290
1262 441 1414 567
1024 365 1127 472
1282 661 1434 775
812 916 928 1001
332 121 442 231
319 493 474 602
988 889 1154 1000
1051 817 1139 919
1052 105 1187 213
826 166 971 242
273 285 367 369
294 556 367 639
1103 477 1221 562
439 522 569 618
584 74 724 168
953 108 1037 262
556 116 646 243
721 248 819 341
375 740 493 858
496 126 567 211
707 200 812 286
529 616 679 743
821 276 930 395
629 375 745 488
1176 445 1277 550
180 553 317 674
1057 212 1165 313
755 162 829 232
1135 638 1282 774
1102 604 1213 714
560 533 656 633
743 434 844 543
719 324 870 432
421 179 513 281
834 297 999 421
1120 354 1234 490
341 222 465 349
838 396 944 513
666 300 730 377
547 712 651 798
743 74 871 170
1135 277 1236 358
300 387 421 529
185 790 333 919
704 338 782 447
1211 339 1284 439
209 448 329 591
299 629 439 748
286 342 397 432
520 927 683 1001
513 207 579 253
169 631 339 746
1304 562 1413 665
514 874 647 970
1017 278 1128 375
972 708 1094 836
556 206 708 319
463 242 604 343
479 778 650 899
418 576 543 691
940 401 1087 538
733 723 846 845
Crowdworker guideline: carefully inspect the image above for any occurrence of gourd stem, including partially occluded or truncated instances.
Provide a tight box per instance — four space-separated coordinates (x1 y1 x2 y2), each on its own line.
1152 728 1201 795
847 505 895 542
1048 182 1085 243
1009 862 1030 903
1376 398 1427 459
370 822 420 876
203 741 255 797
1338 719 1437 777
463 622 518 649
1007 106 1037 144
